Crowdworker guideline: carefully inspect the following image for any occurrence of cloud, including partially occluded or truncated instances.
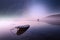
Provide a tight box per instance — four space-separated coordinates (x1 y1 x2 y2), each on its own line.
0 0 27 16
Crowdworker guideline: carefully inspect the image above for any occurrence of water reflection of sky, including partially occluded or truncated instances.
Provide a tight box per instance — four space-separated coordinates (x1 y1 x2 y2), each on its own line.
0 18 60 40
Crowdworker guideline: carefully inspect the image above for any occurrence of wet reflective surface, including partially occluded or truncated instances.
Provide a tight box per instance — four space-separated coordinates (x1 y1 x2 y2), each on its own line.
0 22 60 40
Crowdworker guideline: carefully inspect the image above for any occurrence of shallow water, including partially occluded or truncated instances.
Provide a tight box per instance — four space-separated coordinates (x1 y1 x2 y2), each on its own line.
0 21 60 40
